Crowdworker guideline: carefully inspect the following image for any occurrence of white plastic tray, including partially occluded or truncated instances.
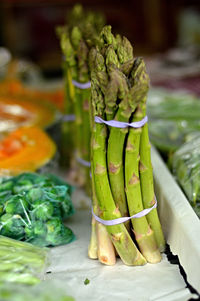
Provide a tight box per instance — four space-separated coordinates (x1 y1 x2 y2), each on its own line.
152 146 200 293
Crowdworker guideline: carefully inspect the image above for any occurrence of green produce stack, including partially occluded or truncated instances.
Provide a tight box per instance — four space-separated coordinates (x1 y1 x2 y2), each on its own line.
173 132 200 218
57 4 105 193
0 235 48 285
88 26 165 265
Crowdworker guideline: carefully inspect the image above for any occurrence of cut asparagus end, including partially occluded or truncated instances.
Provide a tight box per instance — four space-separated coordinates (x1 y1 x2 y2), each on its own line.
88 217 98 259
97 222 116 266
134 228 162 263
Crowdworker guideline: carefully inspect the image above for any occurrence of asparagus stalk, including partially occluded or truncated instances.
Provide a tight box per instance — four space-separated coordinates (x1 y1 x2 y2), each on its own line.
90 74 146 265
135 60 165 252
88 91 116 264
56 28 76 167
125 106 161 263
96 222 116 265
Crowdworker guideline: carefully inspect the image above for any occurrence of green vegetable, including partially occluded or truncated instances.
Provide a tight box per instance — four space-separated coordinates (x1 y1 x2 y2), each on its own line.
13 180 33 194
147 89 200 154
84 278 90 285
0 213 25 239
0 181 13 192
31 201 54 221
27 188 44 203
173 132 200 217
46 218 74 246
5 196 29 215
89 25 165 265
56 4 105 191
0 235 49 285
0 282 75 301
0 173 75 247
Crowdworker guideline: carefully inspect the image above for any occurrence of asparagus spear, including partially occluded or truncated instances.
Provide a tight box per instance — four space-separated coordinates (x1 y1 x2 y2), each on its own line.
134 60 165 252
125 105 161 263
88 82 116 265
56 28 76 167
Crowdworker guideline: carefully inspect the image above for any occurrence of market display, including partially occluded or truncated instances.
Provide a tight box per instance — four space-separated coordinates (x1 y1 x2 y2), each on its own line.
0 172 75 246
1 2 199 299
88 25 165 266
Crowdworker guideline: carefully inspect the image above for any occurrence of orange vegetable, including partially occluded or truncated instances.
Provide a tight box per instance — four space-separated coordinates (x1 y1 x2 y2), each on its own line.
0 95 58 132
0 126 56 176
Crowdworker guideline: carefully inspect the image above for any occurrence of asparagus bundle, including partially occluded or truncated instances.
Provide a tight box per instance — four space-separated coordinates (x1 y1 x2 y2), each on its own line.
89 26 165 265
57 5 105 191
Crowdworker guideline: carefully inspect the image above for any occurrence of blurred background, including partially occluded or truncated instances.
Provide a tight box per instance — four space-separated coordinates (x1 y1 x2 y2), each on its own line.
0 0 200 80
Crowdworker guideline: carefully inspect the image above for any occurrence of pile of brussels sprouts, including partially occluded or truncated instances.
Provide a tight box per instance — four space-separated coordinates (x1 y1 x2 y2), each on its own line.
0 173 75 247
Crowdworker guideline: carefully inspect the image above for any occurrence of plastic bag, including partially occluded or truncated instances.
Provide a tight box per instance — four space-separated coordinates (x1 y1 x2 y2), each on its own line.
147 89 200 153
0 235 49 285
0 173 75 247
0 280 75 300
172 132 200 217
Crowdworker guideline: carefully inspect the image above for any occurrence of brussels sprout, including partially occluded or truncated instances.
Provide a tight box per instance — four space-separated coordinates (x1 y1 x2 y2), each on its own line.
0 204 4 216
26 188 44 203
0 190 12 202
0 214 25 239
46 218 74 246
25 220 46 240
0 181 13 192
33 220 47 237
31 201 54 221
5 196 29 216
13 180 33 194
0 173 75 247
24 225 34 238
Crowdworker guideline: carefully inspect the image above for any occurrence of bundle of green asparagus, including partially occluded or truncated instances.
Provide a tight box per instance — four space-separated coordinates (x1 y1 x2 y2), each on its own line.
56 5 105 191
88 26 165 265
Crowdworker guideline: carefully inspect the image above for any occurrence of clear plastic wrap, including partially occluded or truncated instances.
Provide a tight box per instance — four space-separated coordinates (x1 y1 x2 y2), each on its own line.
0 280 75 300
0 173 75 247
172 132 200 217
0 235 49 285
147 89 200 153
